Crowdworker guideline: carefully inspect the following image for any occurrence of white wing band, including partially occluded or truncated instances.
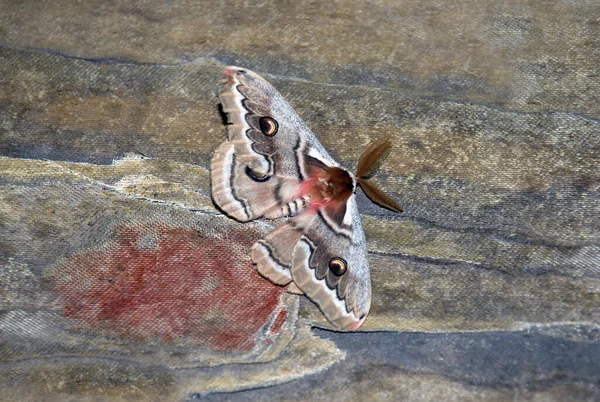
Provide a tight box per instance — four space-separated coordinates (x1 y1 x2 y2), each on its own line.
292 238 363 329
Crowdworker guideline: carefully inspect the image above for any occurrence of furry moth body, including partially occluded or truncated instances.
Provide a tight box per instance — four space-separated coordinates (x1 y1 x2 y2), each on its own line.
211 67 402 330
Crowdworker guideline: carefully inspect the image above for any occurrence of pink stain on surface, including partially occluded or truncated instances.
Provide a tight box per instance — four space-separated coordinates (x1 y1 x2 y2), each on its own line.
269 310 288 335
46 223 284 351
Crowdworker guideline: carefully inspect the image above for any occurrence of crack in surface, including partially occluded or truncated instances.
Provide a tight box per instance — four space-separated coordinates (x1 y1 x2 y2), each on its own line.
43 158 218 215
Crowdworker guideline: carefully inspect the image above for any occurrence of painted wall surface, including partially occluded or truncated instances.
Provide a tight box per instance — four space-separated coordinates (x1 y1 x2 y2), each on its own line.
1 1 599 400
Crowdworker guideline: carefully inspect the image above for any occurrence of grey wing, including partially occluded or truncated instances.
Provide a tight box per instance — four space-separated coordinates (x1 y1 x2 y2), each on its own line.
211 66 337 222
291 195 371 330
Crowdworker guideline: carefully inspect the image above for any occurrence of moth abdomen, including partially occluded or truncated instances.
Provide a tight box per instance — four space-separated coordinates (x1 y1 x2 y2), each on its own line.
280 195 311 218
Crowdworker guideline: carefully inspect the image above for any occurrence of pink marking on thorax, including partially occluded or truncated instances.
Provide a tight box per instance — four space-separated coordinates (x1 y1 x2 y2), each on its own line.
308 199 333 210
298 178 318 197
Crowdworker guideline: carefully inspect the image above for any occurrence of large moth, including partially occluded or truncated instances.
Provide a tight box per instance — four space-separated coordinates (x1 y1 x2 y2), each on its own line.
211 67 402 330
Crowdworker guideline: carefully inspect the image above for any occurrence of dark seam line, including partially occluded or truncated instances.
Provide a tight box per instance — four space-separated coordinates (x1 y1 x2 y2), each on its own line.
368 249 600 279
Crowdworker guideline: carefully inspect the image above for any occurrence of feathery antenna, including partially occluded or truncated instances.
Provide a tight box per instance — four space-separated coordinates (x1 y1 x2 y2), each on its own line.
355 137 403 212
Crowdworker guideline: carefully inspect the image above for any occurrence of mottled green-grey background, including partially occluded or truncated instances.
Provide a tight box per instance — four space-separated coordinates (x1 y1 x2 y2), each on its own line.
1 0 599 401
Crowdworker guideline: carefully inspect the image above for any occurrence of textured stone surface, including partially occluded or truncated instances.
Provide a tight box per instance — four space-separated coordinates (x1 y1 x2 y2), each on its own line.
1 0 599 400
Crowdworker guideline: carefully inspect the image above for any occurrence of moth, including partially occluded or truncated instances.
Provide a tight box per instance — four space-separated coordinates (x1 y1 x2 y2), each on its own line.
211 66 402 330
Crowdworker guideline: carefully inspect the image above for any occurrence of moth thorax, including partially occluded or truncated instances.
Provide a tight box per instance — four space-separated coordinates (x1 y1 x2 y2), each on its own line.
325 167 354 202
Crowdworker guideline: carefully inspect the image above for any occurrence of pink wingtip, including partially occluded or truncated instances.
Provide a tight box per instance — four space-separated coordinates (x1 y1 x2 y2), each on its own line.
223 66 238 76
348 315 367 331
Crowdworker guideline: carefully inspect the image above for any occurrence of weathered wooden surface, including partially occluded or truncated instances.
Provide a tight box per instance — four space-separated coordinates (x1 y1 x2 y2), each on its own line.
1 0 599 400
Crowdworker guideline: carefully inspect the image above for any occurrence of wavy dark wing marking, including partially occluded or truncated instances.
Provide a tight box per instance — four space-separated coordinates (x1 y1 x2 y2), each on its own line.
211 66 337 221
